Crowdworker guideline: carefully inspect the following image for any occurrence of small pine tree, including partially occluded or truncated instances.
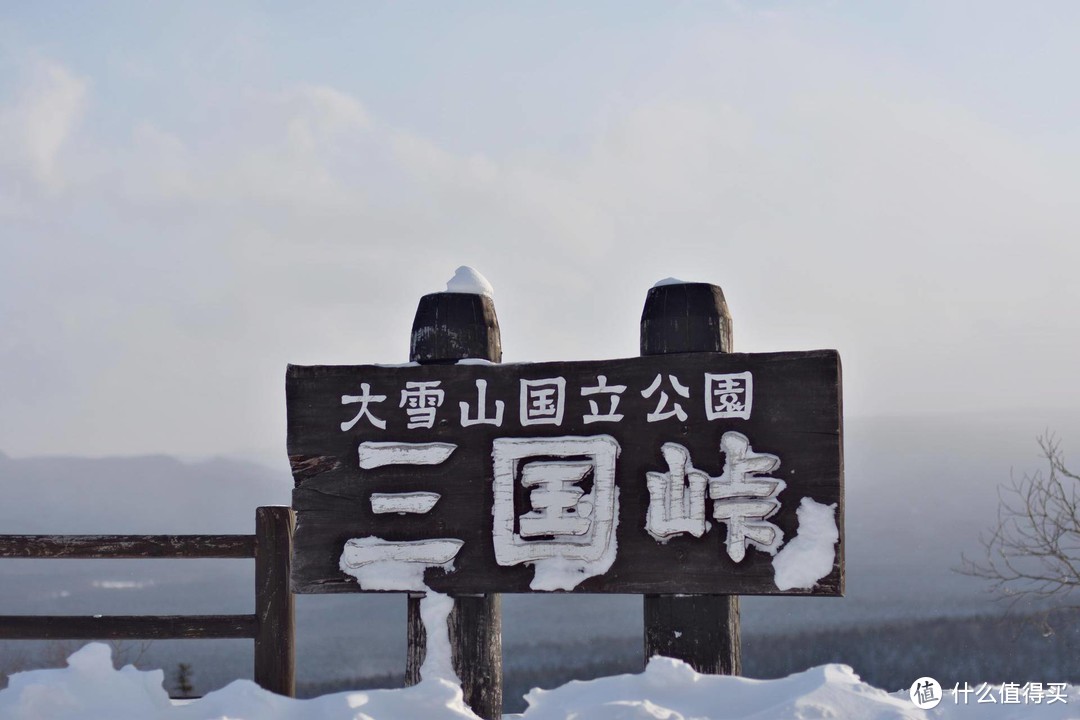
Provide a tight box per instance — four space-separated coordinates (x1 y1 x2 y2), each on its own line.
174 662 194 697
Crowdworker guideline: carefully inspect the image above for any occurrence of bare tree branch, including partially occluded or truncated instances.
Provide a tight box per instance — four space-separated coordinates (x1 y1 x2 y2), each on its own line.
958 433 1080 613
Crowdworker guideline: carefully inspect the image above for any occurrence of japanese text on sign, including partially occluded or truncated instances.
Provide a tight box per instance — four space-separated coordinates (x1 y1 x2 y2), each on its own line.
287 350 843 595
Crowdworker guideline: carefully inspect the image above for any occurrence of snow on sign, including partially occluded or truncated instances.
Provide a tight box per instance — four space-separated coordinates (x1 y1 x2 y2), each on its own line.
286 350 842 595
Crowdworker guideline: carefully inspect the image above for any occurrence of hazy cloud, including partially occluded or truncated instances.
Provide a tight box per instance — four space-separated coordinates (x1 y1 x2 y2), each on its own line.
0 55 87 206
1 7 1077 464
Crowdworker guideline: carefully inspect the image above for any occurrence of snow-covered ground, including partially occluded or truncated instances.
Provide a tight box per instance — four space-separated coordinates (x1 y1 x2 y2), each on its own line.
1 643 1076 720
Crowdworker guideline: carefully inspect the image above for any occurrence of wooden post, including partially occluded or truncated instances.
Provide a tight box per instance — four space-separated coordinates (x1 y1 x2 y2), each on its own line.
640 282 741 675
404 291 503 720
255 506 296 696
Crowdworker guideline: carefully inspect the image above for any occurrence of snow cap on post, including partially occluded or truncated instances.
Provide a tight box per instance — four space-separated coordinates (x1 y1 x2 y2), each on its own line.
410 266 502 364
641 280 732 355
445 265 495 297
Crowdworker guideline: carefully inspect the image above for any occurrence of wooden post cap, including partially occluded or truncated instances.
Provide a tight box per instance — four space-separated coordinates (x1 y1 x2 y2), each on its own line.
410 292 502 364
640 282 732 356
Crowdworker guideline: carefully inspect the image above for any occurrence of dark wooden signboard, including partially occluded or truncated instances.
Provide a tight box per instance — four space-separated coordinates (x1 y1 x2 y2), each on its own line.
287 350 842 595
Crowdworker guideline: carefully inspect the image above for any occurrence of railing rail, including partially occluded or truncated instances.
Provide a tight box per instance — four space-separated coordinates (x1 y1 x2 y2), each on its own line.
0 505 295 697
0 535 256 558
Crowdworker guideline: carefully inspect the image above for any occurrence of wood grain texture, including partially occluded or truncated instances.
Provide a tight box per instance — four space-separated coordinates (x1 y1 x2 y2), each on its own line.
0 614 257 640
644 593 741 673
410 292 502 365
447 592 501 710
255 506 296 697
0 535 255 559
640 282 732 356
406 595 505 703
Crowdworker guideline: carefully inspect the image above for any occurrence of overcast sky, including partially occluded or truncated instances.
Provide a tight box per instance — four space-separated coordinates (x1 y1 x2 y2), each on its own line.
1 2 1078 466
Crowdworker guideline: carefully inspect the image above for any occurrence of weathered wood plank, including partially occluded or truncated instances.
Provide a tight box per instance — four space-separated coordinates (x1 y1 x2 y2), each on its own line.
0 535 255 559
288 350 842 596
0 614 258 640
255 506 296 697
644 593 741 673
640 282 732 356
404 591 503 706
447 592 501 709
405 593 426 687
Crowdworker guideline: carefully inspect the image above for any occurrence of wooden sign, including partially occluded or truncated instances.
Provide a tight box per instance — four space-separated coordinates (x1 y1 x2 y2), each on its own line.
287 349 843 595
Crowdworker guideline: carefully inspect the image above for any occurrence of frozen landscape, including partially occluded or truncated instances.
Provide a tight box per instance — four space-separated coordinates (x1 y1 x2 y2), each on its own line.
4 2 1080 718
0 272 1075 716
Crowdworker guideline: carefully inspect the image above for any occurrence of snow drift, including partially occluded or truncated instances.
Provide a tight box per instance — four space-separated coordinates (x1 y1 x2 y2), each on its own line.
0 643 1077 720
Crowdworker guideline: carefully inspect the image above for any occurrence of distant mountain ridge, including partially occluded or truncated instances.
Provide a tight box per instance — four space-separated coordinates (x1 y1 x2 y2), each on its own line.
0 452 291 534
1 411 1079 697
1 409 1077 628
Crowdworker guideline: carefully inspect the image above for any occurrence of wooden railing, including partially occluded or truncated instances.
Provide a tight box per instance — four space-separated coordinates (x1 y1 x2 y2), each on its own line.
0 505 295 697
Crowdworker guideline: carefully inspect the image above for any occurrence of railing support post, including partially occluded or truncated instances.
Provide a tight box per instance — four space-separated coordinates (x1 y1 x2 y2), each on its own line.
255 505 296 696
